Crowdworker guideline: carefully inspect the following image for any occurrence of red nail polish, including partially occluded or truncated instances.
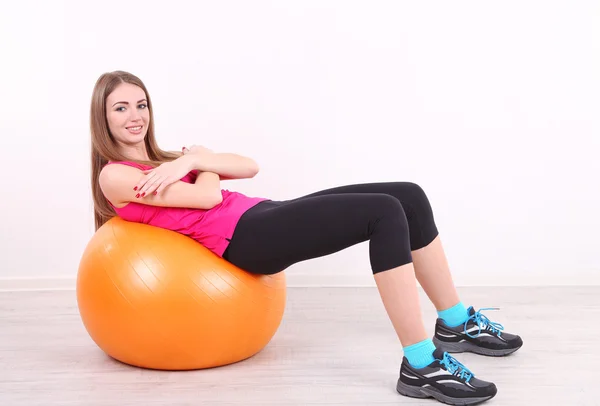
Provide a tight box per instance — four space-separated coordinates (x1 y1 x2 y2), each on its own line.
153 191 157 195
136 193 140 198
141 192 145 197
134 186 138 191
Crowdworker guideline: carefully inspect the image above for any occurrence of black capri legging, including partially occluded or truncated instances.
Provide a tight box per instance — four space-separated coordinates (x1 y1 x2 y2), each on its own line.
222 182 439 275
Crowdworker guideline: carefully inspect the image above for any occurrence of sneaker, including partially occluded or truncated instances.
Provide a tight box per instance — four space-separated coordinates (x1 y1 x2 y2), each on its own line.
396 348 497 405
433 306 523 356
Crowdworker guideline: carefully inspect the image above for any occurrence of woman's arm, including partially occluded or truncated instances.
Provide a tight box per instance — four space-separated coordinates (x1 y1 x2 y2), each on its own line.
100 163 222 210
193 170 223 204
192 152 259 180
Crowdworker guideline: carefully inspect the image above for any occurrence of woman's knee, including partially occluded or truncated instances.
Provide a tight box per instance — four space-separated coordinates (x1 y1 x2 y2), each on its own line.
401 182 432 207
368 194 410 231
372 193 405 212
399 183 439 250
396 182 435 221
368 194 412 273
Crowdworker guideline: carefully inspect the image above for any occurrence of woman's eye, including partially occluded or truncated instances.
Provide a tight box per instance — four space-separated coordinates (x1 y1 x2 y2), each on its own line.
116 106 125 112
138 104 147 109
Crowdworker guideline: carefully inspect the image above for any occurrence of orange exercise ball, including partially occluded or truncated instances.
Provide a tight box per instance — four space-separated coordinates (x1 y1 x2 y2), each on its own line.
76 217 286 370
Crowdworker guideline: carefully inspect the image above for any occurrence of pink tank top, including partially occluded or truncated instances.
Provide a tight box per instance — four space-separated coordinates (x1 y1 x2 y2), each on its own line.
103 161 269 257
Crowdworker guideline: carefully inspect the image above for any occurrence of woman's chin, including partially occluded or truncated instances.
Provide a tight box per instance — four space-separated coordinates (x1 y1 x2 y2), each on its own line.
124 131 146 142
118 135 146 147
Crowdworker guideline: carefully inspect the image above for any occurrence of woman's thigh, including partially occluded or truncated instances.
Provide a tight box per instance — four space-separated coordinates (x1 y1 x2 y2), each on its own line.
293 182 439 249
293 182 423 205
224 193 411 275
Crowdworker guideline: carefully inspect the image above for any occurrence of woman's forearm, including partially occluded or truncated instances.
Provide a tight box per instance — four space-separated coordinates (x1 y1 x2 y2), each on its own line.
194 171 223 205
188 152 259 179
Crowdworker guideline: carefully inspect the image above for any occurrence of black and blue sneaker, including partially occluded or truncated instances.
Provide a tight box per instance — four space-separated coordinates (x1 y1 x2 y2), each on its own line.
397 348 497 405
433 307 523 356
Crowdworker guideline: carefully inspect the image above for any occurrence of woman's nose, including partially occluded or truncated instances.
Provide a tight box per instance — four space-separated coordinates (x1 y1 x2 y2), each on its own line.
129 111 142 121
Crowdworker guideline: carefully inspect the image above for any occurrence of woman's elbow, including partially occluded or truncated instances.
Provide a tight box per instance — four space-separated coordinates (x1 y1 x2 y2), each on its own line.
202 193 223 209
247 159 260 178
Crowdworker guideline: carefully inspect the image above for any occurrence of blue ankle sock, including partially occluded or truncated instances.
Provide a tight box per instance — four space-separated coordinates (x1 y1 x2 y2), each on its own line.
403 339 436 369
437 302 469 327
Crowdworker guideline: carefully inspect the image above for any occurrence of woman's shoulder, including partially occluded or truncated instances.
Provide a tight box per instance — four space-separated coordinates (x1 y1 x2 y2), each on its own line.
105 160 152 170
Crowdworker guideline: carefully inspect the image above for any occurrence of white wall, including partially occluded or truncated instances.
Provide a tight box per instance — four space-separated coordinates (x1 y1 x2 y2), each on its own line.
0 0 598 289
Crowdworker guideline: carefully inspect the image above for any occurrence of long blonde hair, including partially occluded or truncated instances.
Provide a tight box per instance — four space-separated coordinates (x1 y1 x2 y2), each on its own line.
90 71 179 231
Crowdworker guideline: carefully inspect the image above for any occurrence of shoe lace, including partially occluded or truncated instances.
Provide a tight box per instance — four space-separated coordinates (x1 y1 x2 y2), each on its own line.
464 307 504 338
439 352 473 383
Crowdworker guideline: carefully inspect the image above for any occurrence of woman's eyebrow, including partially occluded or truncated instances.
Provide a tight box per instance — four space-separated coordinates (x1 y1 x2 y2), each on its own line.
112 99 147 107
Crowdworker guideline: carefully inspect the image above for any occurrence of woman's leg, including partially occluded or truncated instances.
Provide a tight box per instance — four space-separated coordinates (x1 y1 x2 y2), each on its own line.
225 195 429 346
290 182 522 356
291 182 462 311
411 236 460 310
373 263 428 346
224 195 497 404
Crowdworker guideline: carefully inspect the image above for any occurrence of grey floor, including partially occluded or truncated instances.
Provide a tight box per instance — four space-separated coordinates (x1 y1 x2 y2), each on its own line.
0 286 597 405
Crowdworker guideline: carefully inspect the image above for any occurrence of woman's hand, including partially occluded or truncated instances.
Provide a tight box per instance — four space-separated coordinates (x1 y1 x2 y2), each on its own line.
134 155 195 197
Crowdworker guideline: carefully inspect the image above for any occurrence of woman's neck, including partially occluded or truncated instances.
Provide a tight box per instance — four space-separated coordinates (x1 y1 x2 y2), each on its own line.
119 143 149 161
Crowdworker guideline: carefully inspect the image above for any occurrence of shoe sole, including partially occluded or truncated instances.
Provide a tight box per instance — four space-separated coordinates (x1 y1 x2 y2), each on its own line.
397 379 495 405
433 337 522 356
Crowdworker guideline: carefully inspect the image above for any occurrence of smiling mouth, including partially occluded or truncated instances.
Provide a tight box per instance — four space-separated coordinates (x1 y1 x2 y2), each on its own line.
126 125 144 134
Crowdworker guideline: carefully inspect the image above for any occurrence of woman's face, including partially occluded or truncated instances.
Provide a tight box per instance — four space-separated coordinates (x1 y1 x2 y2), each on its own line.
105 83 150 146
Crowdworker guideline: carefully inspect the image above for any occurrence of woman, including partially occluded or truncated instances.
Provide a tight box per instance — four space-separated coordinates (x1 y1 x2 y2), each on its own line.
91 70 522 405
